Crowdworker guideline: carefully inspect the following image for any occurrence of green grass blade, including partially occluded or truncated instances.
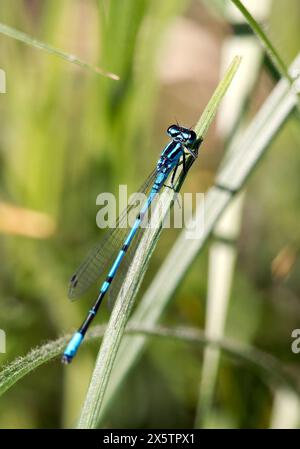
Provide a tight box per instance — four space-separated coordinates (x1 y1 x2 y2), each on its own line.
230 0 292 83
195 56 242 138
77 185 183 428
1 325 297 399
0 326 106 398
76 56 241 429
0 22 119 81
97 53 300 424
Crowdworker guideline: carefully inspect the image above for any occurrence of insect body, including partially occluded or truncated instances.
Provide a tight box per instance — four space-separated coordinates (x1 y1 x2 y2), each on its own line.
62 125 199 364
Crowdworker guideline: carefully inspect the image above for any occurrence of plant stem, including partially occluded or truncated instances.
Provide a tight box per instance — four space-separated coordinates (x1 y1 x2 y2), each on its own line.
0 22 119 81
76 56 241 429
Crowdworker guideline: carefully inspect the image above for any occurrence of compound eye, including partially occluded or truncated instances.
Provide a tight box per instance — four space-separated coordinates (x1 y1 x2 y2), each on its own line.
187 130 197 145
182 132 189 141
167 124 180 138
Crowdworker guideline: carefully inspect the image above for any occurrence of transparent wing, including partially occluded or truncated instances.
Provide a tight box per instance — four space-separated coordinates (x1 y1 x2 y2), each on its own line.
68 168 158 300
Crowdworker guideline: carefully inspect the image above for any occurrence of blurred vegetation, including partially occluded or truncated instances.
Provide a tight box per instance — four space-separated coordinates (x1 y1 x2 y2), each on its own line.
0 0 300 429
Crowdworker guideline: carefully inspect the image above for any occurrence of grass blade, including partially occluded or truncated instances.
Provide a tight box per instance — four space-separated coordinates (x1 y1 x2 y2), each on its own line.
1 325 297 399
97 53 300 425
0 22 119 81
195 7 267 427
76 56 241 428
76 182 186 428
0 327 106 398
230 0 292 83
195 56 242 138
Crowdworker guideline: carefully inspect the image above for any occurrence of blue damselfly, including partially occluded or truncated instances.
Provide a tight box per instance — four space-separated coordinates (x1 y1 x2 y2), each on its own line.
62 125 201 363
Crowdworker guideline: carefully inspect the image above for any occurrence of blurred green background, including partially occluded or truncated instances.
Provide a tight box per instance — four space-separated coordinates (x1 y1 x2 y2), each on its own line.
0 0 300 429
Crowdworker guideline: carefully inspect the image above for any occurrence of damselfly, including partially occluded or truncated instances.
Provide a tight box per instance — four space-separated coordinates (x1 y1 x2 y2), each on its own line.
62 124 202 364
